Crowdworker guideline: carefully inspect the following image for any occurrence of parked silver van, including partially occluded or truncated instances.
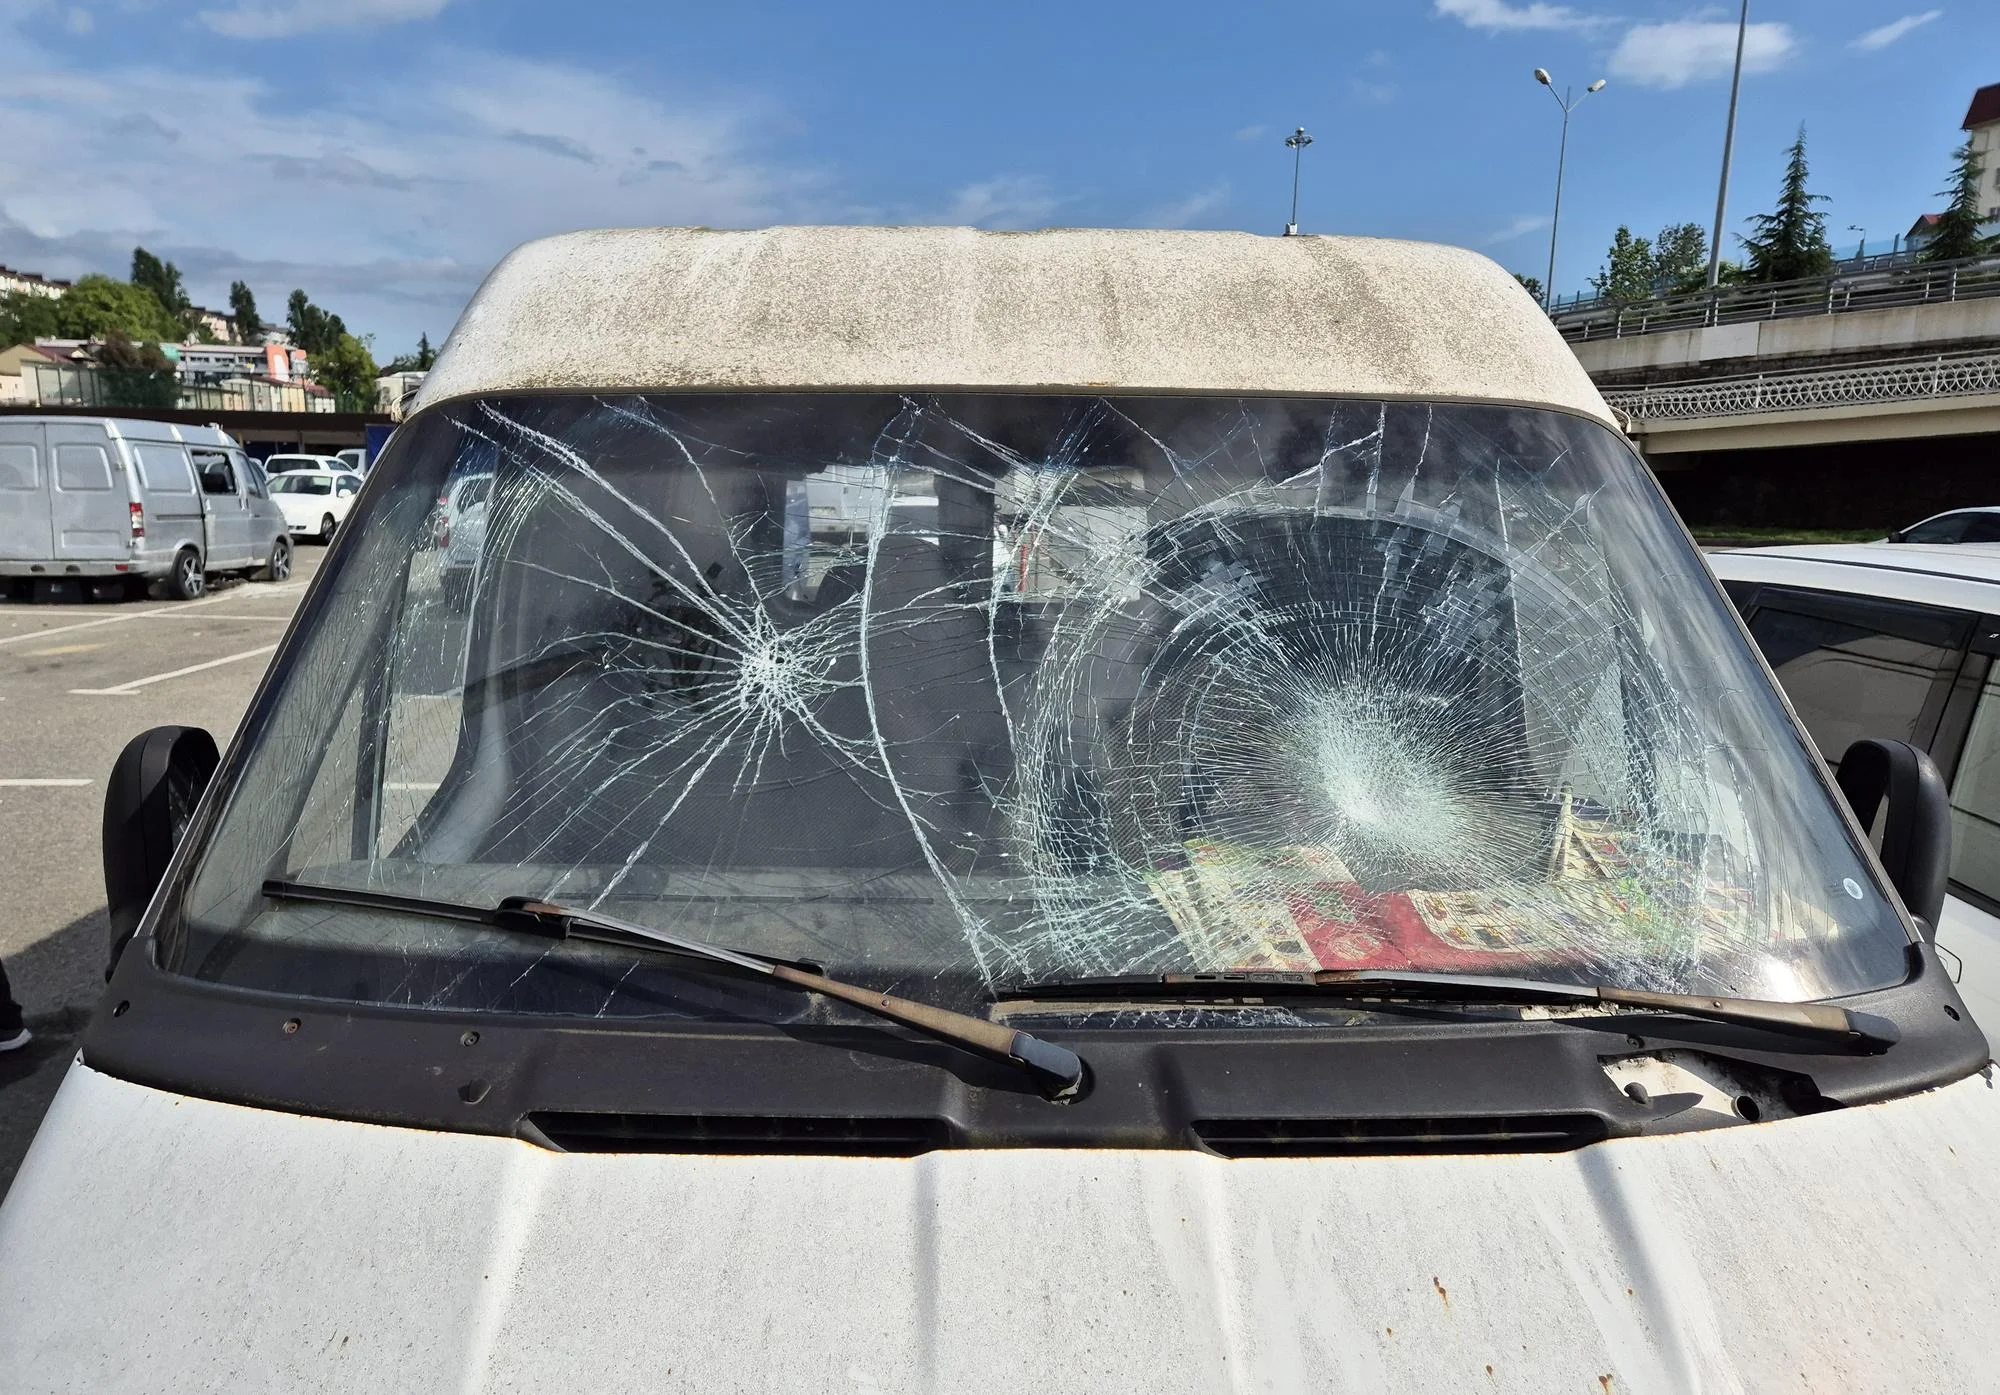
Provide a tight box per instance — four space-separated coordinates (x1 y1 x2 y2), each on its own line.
0 417 293 601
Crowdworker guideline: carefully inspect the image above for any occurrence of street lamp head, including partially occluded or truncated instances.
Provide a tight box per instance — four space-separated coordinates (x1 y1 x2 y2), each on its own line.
1534 68 1552 85
1285 127 1313 150
1586 79 1606 92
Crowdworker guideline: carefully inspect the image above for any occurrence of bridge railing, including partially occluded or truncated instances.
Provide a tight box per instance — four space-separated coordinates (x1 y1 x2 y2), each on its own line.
1552 254 2000 344
1604 349 2000 423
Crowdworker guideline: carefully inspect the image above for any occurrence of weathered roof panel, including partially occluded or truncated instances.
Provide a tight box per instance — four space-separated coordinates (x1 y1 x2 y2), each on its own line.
415 226 1611 423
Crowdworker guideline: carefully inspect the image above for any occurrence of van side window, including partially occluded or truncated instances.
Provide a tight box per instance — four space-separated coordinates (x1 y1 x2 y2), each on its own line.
55 445 113 491
192 450 237 496
1743 588 1973 763
240 456 267 498
133 445 196 495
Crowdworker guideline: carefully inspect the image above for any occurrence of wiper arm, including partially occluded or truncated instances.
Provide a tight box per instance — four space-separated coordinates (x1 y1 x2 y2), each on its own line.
1000 968 1898 1053
263 879 1085 1100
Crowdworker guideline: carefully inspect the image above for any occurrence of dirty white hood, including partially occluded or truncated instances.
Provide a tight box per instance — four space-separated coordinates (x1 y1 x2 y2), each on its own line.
3 1064 1998 1393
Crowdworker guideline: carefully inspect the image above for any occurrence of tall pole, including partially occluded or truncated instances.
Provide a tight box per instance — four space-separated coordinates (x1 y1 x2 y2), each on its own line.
1544 99 1571 309
1534 70 1604 308
1284 127 1313 236
1705 0 1750 289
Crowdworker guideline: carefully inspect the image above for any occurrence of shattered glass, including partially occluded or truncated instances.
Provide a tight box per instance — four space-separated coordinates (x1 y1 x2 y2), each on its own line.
174 394 1911 1019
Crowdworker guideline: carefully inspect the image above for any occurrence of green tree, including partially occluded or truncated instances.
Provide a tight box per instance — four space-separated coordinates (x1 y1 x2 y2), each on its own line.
53 274 183 341
1511 272 1544 302
285 289 348 355
1650 222 1709 293
228 280 260 343
1921 137 2000 263
1590 226 1655 302
1741 127 1833 283
130 246 196 336
382 331 439 374
0 290 65 346
313 331 379 406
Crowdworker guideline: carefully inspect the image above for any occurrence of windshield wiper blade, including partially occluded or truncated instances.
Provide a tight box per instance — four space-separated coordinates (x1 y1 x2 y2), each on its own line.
262 879 1085 1100
999 968 1898 1053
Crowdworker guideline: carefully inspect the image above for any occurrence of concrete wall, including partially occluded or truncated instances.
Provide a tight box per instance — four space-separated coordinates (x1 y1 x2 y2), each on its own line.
1573 297 2000 377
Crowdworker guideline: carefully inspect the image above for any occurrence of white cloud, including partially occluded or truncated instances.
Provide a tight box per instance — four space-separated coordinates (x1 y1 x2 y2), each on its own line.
1433 0 1593 33
1851 10 1941 51
1482 213 1550 246
945 175 1061 229
1233 124 1270 143
199 0 454 40
0 32 808 347
1348 77 1399 105
1148 184 1230 229
65 7 93 35
1608 20 1794 89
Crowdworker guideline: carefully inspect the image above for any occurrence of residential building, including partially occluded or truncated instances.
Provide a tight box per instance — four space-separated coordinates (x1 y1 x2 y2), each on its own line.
0 343 60 403
1968 82 2000 229
376 370 427 416
0 265 70 300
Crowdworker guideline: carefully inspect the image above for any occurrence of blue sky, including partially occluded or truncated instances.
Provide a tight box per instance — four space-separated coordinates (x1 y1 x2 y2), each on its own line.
1 0 1992 356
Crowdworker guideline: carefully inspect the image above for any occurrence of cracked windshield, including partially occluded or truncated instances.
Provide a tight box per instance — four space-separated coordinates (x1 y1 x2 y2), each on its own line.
176 393 1908 1017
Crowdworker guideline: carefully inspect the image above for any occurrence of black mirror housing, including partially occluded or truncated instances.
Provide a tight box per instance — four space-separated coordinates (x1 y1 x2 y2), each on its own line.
1835 738 1951 934
102 726 219 977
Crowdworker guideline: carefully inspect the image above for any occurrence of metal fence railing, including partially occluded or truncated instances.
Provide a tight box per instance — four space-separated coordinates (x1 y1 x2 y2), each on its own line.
1551 254 2000 344
1603 349 2000 423
26 363 349 414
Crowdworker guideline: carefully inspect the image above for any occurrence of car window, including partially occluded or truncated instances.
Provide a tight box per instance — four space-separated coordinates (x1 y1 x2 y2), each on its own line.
1743 588 1972 763
1960 516 2000 545
1901 516 1970 545
192 450 237 496
238 454 267 499
1949 671 2000 906
269 474 334 496
336 477 359 497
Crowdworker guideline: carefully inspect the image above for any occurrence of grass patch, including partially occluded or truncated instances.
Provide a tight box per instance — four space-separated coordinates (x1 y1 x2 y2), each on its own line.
1688 526 1884 546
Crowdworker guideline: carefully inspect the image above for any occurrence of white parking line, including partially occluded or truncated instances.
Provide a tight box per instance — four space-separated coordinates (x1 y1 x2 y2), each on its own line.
0 778 92 787
0 581 305 649
70 644 278 696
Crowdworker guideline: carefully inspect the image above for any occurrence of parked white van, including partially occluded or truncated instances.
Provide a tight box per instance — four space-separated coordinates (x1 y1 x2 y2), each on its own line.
2 228 1996 1391
0 417 292 601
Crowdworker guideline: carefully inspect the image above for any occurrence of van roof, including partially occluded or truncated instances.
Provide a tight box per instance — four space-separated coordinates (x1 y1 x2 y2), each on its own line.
414 226 1612 424
0 416 237 448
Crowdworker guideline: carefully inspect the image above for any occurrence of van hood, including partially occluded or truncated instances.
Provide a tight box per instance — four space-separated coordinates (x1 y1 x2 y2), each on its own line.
3 1064 1998 1393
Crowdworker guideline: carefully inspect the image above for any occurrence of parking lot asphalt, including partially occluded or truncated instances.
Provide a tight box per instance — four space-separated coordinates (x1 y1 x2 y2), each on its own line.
0 547 326 1199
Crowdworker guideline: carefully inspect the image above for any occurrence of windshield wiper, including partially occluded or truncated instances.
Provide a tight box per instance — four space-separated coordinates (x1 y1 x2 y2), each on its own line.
999 968 1899 1053
262 879 1085 1100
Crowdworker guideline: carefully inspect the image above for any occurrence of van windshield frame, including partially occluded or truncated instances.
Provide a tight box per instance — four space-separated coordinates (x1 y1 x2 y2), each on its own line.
163 392 1914 1025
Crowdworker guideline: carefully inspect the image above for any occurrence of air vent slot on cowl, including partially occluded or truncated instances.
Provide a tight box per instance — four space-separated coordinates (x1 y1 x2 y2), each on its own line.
524 1112 952 1156
1191 1114 1609 1158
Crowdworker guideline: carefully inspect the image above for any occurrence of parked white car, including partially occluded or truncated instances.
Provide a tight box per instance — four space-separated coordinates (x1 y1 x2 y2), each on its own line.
266 468 363 543
262 452 348 476
1710 542 2000 1051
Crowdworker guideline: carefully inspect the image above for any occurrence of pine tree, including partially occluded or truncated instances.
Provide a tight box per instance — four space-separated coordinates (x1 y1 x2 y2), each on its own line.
228 280 260 343
285 289 347 355
1740 127 1833 283
1920 137 1999 263
1590 226 1655 302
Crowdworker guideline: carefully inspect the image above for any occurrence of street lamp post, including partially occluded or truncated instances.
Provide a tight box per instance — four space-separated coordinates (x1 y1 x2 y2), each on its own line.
1284 127 1313 236
1705 0 1751 289
1534 69 1606 309
1849 224 1868 265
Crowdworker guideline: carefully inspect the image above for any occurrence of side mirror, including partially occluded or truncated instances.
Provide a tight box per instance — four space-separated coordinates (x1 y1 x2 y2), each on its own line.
1835 738 1950 935
102 726 219 977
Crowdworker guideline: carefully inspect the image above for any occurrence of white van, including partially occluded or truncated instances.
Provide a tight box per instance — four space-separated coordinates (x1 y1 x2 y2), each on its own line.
2 228 1996 1390
0 417 293 600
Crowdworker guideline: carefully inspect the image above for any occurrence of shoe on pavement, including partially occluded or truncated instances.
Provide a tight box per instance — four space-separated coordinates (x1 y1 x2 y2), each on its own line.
0 1027 30 1053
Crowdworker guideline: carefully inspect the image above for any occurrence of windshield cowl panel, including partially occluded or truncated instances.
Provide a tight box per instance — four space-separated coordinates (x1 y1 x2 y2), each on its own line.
173 393 1910 1022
